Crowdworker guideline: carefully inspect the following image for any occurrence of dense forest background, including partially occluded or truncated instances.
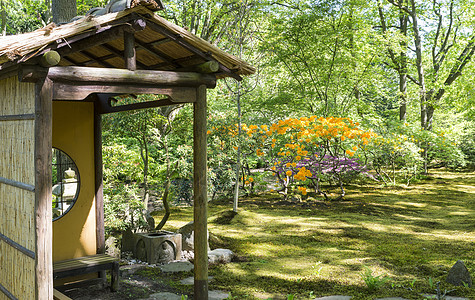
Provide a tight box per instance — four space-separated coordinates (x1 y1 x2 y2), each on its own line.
3 0 475 232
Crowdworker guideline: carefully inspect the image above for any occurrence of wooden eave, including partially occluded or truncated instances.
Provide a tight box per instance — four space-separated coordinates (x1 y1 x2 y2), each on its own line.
0 7 255 80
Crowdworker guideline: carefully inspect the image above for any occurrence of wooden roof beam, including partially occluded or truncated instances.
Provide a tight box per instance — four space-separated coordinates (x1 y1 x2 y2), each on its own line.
98 97 180 114
53 83 197 102
47 66 216 87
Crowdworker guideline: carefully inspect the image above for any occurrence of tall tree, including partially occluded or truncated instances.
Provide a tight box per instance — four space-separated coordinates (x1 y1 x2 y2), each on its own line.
223 0 259 212
387 0 475 172
377 0 409 121
387 0 475 130
52 0 76 24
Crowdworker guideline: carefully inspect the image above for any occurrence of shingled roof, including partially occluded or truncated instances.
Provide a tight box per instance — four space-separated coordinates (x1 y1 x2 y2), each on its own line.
0 4 255 79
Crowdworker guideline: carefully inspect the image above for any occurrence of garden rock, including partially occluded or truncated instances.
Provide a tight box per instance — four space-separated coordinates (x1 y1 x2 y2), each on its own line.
208 248 234 264
177 221 210 251
446 260 472 287
158 261 194 272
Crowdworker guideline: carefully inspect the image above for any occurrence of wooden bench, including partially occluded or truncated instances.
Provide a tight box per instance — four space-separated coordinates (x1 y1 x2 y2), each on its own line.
53 289 72 300
53 254 119 292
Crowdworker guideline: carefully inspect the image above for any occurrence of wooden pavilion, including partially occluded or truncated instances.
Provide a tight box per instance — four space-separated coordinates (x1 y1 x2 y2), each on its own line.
0 2 254 299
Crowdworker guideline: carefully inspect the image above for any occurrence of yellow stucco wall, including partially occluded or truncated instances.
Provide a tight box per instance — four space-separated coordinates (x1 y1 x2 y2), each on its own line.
52 101 96 262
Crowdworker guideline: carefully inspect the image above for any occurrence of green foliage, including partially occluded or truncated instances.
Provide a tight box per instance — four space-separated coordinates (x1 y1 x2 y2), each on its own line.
77 0 107 15
312 261 323 277
103 144 143 184
2 0 49 34
261 1 382 118
360 266 391 291
102 144 149 233
104 183 148 234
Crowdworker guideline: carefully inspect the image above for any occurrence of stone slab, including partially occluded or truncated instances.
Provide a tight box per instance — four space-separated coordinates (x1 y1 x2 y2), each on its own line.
145 290 227 300
180 276 214 285
120 264 147 277
208 290 230 300
422 295 468 300
314 296 352 300
145 292 183 300
158 261 194 273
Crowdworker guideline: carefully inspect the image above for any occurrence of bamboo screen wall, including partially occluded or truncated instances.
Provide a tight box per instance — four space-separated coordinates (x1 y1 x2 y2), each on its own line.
0 76 36 300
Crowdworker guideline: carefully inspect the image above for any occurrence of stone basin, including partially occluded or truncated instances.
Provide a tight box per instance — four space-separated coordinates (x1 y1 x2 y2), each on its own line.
128 231 182 264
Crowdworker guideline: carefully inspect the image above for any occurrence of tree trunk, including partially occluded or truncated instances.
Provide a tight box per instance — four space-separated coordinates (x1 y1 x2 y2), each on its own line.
155 141 171 231
1 0 6 36
138 134 150 224
233 81 242 213
399 73 407 121
398 2 408 121
378 0 408 122
52 0 77 24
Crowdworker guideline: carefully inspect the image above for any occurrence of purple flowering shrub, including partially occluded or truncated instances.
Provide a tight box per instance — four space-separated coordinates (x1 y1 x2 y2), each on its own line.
268 153 375 201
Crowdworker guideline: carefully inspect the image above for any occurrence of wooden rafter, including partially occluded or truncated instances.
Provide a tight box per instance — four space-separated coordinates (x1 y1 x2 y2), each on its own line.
135 38 181 68
80 50 115 68
149 37 172 46
144 19 242 80
100 43 148 69
62 56 82 66
136 54 198 69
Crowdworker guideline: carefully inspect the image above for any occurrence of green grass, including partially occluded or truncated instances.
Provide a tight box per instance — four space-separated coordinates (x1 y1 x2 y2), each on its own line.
158 170 475 299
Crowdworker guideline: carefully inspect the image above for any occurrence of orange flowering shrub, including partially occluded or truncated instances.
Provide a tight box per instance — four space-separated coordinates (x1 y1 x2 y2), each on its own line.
207 115 377 200
250 116 377 200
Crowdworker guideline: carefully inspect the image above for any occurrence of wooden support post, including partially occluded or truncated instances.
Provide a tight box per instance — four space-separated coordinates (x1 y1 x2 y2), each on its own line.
35 78 53 300
111 261 120 292
94 100 106 282
193 85 208 300
124 31 136 71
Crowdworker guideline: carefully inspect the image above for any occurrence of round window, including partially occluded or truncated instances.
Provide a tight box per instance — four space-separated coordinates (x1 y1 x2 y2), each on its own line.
52 148 80 220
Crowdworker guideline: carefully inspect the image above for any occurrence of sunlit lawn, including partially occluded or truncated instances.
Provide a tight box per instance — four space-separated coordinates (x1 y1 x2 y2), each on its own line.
159 170 475 299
